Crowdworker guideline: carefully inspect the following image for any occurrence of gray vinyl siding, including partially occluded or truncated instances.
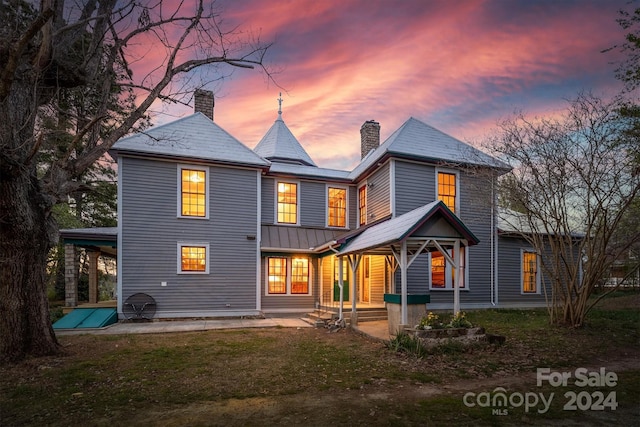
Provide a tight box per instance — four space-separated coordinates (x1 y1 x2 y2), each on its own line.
369 255 386 304
391 163 496 308
120 156 259 317
300 181 325 227
367 162 391 223
394 160 436 216
497 235 554 306
261 177 274 224
261 256 318 311
348 185 357 229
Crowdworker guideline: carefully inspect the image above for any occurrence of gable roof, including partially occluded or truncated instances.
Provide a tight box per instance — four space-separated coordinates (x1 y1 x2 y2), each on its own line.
253 112 317 167
111 113 270 168
350 117 509 179
336 200 479 256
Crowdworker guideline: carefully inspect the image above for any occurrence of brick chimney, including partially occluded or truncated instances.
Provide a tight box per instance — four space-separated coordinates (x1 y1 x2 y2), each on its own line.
360 120 380 159
194 89 214 121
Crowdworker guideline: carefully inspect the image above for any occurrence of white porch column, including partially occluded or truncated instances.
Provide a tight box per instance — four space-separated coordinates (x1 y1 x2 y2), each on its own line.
338 256 344 321
400 240 408 326
454 240 461 315
349 254 362 325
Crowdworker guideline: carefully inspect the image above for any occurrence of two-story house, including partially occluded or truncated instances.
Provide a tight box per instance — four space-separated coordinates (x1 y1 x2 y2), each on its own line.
106 90 551 324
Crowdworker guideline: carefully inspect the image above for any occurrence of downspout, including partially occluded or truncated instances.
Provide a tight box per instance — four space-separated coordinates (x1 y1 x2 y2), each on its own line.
490 175 495 306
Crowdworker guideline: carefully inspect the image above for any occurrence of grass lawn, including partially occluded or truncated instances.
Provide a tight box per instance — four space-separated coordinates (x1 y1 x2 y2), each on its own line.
1 292 638 426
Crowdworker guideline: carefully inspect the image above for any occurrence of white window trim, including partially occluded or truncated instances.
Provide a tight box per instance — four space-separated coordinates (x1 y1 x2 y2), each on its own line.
326 184 349 229
264 256 312 296
435 168 460 215
275 180 300 226
428 247 469 291
177 164 210 219
521 249 541 295
177 242 210 275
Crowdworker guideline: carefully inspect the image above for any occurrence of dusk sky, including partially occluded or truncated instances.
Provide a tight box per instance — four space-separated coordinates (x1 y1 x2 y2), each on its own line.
151 0 633 170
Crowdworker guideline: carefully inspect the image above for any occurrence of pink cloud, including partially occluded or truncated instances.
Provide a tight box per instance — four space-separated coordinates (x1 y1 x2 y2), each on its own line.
131 0 630 170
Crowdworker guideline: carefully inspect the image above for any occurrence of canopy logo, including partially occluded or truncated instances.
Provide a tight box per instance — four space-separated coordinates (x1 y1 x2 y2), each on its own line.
463 367 618 416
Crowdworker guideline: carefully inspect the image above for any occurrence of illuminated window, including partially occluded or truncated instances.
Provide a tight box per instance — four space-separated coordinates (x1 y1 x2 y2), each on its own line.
328 187 347 227
179 166 207 218
522 251 539 293
268 257 287 294
430 247 465 289
291 258 309 294
266 256 311 295
178 243 209 274
358 185 367 226
438 171 457 214
277 182 298 224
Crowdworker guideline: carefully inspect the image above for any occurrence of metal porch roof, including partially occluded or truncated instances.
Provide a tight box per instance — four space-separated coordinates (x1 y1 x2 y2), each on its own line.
336 201 479 256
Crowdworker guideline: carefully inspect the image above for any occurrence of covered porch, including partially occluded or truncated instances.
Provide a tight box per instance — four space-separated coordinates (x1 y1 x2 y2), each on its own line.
323 201 479 330
59 227 118 308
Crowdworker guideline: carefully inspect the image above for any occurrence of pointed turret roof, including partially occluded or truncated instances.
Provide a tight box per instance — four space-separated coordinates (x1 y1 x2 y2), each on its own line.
253 95 317 167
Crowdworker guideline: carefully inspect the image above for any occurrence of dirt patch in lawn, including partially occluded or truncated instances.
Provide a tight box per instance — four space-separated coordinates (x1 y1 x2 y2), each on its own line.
1 300 639 426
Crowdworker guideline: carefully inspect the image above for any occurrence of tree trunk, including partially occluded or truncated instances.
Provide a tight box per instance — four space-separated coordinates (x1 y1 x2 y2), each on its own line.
0 166 61 362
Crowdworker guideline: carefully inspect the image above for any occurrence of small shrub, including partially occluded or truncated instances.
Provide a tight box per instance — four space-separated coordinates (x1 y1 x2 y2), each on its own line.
50 306 64 323
448 311 472 328
416 311 444 329
388 332 428 358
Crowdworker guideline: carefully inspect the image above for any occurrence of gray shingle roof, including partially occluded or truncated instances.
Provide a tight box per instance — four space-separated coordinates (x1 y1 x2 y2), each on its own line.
111 113 270 167
350 117 509 179
267 163 351 180
253 113 317 166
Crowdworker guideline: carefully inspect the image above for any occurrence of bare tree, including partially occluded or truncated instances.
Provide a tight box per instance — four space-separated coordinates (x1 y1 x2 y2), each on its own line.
0 0 272 362
486 93 640 327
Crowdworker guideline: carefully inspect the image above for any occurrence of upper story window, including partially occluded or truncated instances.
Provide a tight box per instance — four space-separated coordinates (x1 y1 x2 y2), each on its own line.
430 247 466 290
327 186 347 228
178 243 209 274
277 181 298 224
179 165 208 218
522 250 540 294
437 171 457 214
358 185 367 226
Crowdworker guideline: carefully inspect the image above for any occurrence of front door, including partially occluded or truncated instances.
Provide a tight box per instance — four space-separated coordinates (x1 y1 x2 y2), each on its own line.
333 257 349 301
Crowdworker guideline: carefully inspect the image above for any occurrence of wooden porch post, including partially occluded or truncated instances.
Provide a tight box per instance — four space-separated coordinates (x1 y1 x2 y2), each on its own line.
349 254 362 325
400 240 408 326
338 256 344 321
453 240 461 315
88 251 100 304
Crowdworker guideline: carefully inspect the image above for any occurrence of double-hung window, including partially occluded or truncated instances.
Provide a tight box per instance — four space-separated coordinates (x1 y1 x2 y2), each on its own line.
358 185 367 226
277 181 298 224
179 165 208 218
267 257 310 295
178 243 209 274
327 186 347 228
522 250 540 293
437 171 457 214
430 247 466 289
